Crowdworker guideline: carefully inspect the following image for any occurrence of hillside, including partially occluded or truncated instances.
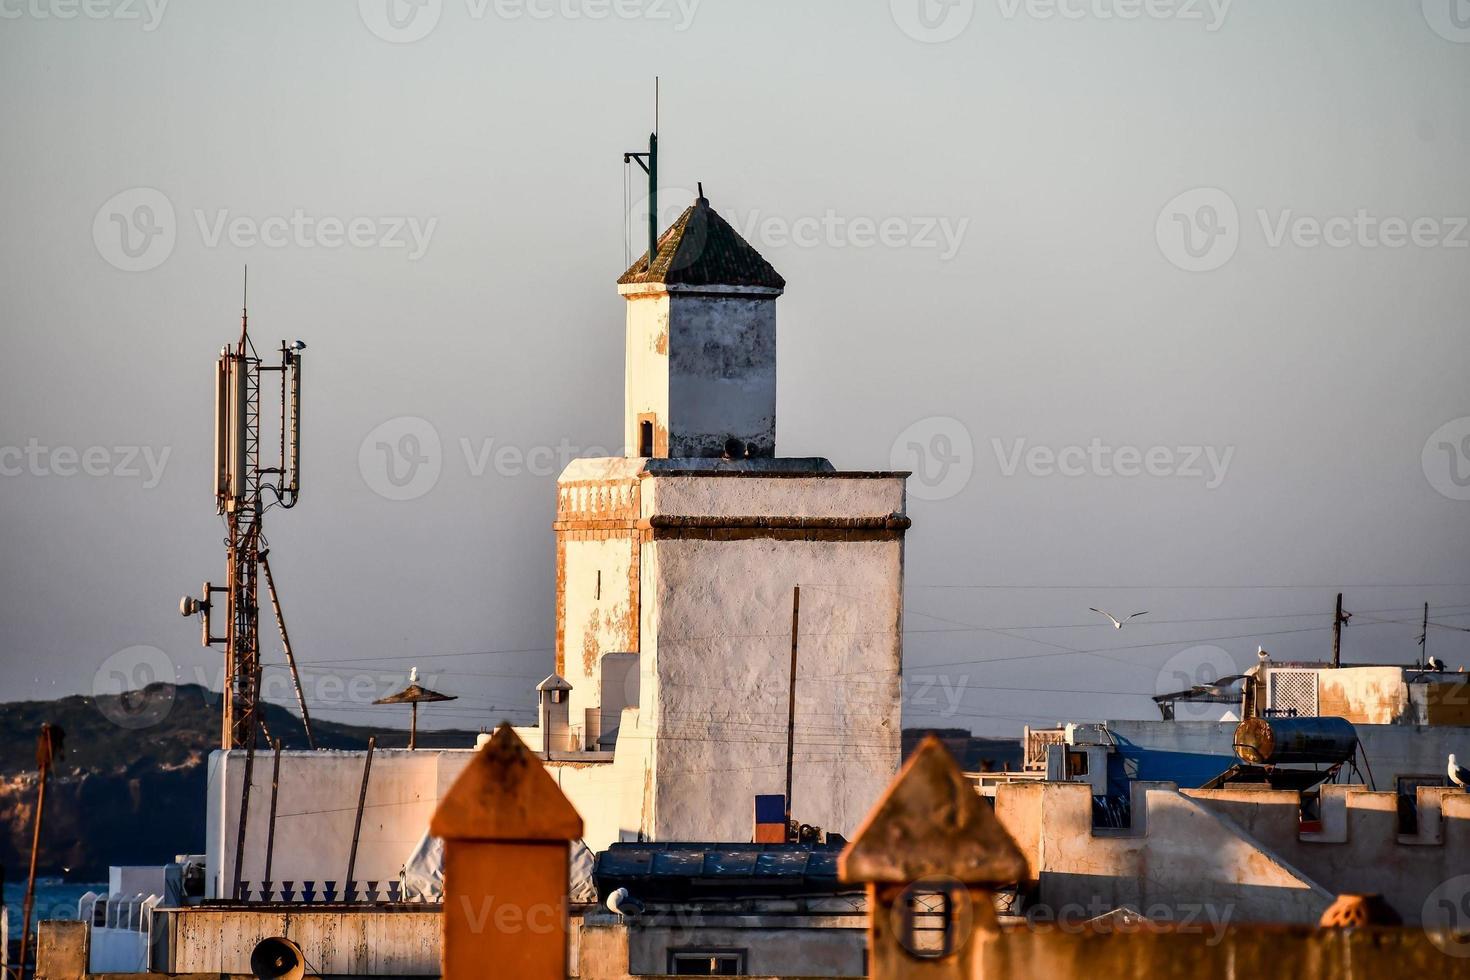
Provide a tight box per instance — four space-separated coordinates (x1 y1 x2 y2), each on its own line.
0 684 482 879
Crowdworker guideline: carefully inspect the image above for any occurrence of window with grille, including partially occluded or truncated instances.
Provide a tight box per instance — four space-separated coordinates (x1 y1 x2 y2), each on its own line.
1267 669 1318 717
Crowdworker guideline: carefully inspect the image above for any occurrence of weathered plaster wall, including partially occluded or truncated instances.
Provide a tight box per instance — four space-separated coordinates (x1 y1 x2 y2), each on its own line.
623 291 669 456
561 535 638 734
1311 666 1413 723
994 781 1334 924
644 473 905 521
666 293 777 457
644 533 903 841
163 907 440 975
1189 784 1470 924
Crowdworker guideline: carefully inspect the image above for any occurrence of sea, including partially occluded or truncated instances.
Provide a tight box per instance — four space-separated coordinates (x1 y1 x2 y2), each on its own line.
3 880 106 939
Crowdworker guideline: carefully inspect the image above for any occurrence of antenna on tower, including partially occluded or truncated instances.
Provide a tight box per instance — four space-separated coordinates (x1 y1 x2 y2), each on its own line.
624 78 660 271
181 279 311 753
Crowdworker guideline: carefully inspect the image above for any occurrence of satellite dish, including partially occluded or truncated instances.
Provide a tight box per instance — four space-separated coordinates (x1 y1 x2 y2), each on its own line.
250 937 305 980
179 596 200 617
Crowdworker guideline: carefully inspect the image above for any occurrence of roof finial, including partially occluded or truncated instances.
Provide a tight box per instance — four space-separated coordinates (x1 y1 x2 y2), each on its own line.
697 182 707 206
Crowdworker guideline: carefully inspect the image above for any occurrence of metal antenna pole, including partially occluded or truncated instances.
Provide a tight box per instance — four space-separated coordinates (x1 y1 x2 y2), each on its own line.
230 720 258 900
345 737 376 902
1420 602 1429 667
1331 592 1346 669
262 739 282 900
16 726 57 980
262 552 315 749
784 586 800 836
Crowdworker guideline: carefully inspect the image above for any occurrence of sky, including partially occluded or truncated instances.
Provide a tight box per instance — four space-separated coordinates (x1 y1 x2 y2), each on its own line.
1 0 1468 738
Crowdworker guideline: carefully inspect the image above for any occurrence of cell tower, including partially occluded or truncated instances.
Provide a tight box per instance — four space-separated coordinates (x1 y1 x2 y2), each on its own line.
180 271 314 750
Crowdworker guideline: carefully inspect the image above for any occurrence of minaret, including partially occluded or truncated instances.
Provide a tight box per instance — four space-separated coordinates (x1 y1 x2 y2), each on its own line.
617 186 786 459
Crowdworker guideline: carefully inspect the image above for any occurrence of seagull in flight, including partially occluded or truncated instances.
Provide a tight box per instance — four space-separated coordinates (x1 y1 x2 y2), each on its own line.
1090 608 1149 630
1451 754 1470 791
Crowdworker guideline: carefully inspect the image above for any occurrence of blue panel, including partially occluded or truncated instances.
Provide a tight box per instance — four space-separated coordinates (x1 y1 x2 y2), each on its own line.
754 794 786 823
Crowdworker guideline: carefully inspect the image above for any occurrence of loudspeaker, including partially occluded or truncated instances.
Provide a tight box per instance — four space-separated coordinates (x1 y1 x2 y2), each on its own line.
250 936 306 980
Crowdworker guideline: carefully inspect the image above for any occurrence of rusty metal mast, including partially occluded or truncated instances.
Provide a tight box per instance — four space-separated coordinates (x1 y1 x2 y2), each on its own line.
181 270 309 750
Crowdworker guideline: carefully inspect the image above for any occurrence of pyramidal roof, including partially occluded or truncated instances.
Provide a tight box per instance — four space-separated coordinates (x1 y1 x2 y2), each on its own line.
618 193 785 291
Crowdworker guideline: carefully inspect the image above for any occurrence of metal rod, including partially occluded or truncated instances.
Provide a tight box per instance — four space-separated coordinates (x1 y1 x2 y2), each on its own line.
1421 601 1429 666
345 737 376 902
410 701 418 751
647 131 658 271
261 739 282 901
230 720 258 901
784 586 800 835
16 727 55 980
262 552 315 749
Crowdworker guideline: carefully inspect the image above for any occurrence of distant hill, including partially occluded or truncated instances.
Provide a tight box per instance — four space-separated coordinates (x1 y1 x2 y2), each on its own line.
0 684 481 879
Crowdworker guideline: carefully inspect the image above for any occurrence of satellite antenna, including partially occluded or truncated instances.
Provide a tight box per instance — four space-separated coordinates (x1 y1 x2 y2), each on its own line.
624 77 660 270
179 268 313 751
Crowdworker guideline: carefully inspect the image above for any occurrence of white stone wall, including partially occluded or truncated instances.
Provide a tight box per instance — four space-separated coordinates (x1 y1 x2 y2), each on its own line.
644 474 905 521
642 533 904 841
623 291 669 455
561 534 637 736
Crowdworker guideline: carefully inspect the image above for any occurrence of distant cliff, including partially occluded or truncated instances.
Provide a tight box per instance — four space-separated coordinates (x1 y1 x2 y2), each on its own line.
0 684 477 880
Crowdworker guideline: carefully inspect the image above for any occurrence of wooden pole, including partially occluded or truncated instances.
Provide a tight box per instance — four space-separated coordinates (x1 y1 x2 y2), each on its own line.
1331 592 1344 669
345 736 375 902
16 727 55 980
410 702 418 751
784 586 800 835
262 740 282 900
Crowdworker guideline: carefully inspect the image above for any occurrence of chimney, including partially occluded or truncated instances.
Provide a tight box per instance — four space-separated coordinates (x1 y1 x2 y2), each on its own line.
537 674 573 757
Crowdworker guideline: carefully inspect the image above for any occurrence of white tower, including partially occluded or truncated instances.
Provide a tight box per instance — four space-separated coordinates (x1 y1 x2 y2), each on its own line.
618 189 785 459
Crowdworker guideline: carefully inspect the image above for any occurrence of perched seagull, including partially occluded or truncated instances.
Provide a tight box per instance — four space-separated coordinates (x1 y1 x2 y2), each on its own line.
1090 608 1150 630
606 886 644 917
1428 656 1447 672
1451 754 1470 791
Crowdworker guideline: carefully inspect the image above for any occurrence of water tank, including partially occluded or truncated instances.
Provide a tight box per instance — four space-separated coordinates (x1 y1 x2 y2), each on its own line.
1234 716 1357 765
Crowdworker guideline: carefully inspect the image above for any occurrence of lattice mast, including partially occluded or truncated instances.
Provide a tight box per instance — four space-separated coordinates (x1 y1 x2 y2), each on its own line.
181 271 309 750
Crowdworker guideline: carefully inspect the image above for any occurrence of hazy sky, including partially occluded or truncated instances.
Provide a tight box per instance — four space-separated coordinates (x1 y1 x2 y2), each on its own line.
2 1 1468 737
